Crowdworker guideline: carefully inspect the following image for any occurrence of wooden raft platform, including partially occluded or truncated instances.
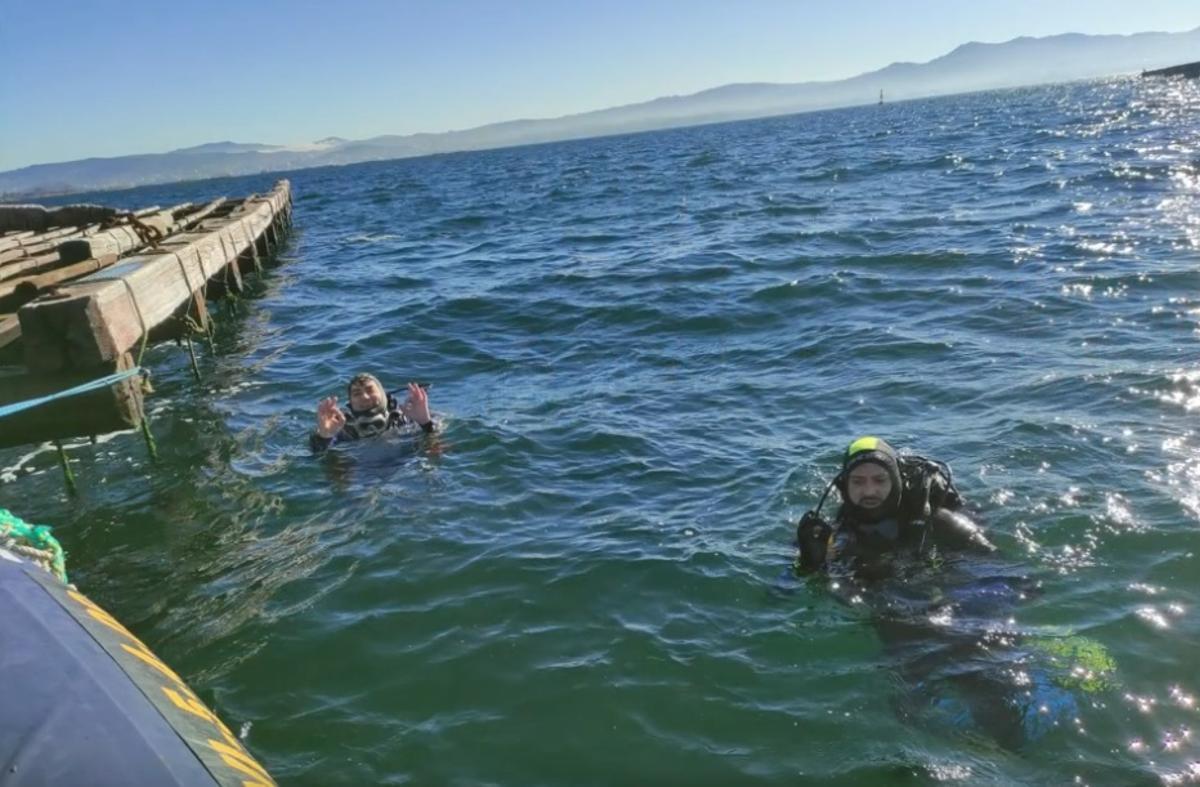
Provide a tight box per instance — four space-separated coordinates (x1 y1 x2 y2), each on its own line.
1142 61 1200 80
0 202 226 326
0 180 292 449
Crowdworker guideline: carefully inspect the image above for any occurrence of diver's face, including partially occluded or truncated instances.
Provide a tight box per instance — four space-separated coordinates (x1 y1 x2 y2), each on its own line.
349 379 385 411
846 463 892 508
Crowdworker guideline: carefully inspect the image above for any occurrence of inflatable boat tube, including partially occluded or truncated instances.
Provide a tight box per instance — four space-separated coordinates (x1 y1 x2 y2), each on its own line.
0 546 274 786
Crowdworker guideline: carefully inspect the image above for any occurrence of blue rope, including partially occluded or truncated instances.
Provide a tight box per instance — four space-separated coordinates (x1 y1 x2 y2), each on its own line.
0 367 143 420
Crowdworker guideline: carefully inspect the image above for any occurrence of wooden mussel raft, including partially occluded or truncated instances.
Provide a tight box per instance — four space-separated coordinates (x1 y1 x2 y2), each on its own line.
1142 60 1200 80
0 180 292 449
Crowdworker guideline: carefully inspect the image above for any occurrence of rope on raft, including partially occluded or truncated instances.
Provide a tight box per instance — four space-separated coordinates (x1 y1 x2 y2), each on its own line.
0 366 155 482
0 508 67 584
0 366 145 420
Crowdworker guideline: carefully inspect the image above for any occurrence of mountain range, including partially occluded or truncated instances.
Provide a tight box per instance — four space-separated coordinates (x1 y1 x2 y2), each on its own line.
3 27 1198 198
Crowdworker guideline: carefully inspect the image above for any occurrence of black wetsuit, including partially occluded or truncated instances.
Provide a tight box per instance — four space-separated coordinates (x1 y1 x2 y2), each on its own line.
830 456 994 579
309 394 433 453
797 455 994 575
794 457 1077 749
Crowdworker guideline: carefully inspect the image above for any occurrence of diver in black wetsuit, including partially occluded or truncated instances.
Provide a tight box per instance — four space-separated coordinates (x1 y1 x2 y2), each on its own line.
791 436 1080 749
310 372 435 453
794 436 994 576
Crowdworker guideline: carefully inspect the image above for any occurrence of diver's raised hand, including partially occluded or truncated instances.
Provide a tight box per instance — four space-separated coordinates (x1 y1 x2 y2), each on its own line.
316 396 345 438
400 382 432 426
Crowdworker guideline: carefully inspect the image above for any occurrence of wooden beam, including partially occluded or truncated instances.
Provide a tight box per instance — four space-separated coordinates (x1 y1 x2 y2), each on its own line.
0 313 19 350
0 226 95 271
177 197 226 230
0 251 62 282
0 206 117 234
0 231 35 250
10 239 65 258
29 226 83 242
0 254 119 312
0 226 82 255
56 209 173 264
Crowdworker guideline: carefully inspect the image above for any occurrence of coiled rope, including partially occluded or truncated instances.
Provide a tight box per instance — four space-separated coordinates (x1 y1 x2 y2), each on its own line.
0 508 67 583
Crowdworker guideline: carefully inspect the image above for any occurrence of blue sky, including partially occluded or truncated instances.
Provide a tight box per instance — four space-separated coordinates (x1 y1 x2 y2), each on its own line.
1 0 1196 171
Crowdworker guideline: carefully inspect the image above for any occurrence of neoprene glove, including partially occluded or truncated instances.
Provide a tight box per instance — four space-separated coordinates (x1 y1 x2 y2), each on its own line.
795 511 833 571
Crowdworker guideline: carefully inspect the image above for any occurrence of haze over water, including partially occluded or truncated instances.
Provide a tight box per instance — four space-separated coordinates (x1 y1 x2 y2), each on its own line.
5 76 1200 784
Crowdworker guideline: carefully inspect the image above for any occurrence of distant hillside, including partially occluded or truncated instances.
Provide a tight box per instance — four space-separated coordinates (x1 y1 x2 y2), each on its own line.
3 27 1198 198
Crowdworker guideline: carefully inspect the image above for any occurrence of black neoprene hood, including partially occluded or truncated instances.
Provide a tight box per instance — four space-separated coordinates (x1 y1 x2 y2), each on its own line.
837 436 903 521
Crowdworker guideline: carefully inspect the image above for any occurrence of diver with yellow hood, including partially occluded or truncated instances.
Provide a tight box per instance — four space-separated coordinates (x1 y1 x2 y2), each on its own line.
790 436 1091 749
795 436 994 574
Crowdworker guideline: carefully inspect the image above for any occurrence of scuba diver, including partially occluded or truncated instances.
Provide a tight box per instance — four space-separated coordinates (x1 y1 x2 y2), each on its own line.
310 372 435 453
794 435 994 575
792 436 1082 750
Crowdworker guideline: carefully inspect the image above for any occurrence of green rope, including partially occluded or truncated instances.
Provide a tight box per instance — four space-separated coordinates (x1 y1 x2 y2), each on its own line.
185 333 200 380
201 282 216 352
0 508 68 584
54 439 78 495
180 313 205 381
140 413 158 461
118 278 151 367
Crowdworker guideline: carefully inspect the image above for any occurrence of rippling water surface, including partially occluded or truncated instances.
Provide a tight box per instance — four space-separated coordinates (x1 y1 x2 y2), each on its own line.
6 78 1200 785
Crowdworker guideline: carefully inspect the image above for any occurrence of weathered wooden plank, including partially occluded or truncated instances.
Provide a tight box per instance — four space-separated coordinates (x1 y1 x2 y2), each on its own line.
0 205 118 234
0 231 35 252
18 181 290 371
0 254 119 311
205 228 243 294
57 209 174 264
18 238 69 257
57 225 142 265
0 225 96 268
13 241 56 259
0 352 144 448
28 226 81 242
0 251 62 282
0 313 20 350
177 197 226 230
17 282 109 371
197 194 281 282
0 226 80 253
